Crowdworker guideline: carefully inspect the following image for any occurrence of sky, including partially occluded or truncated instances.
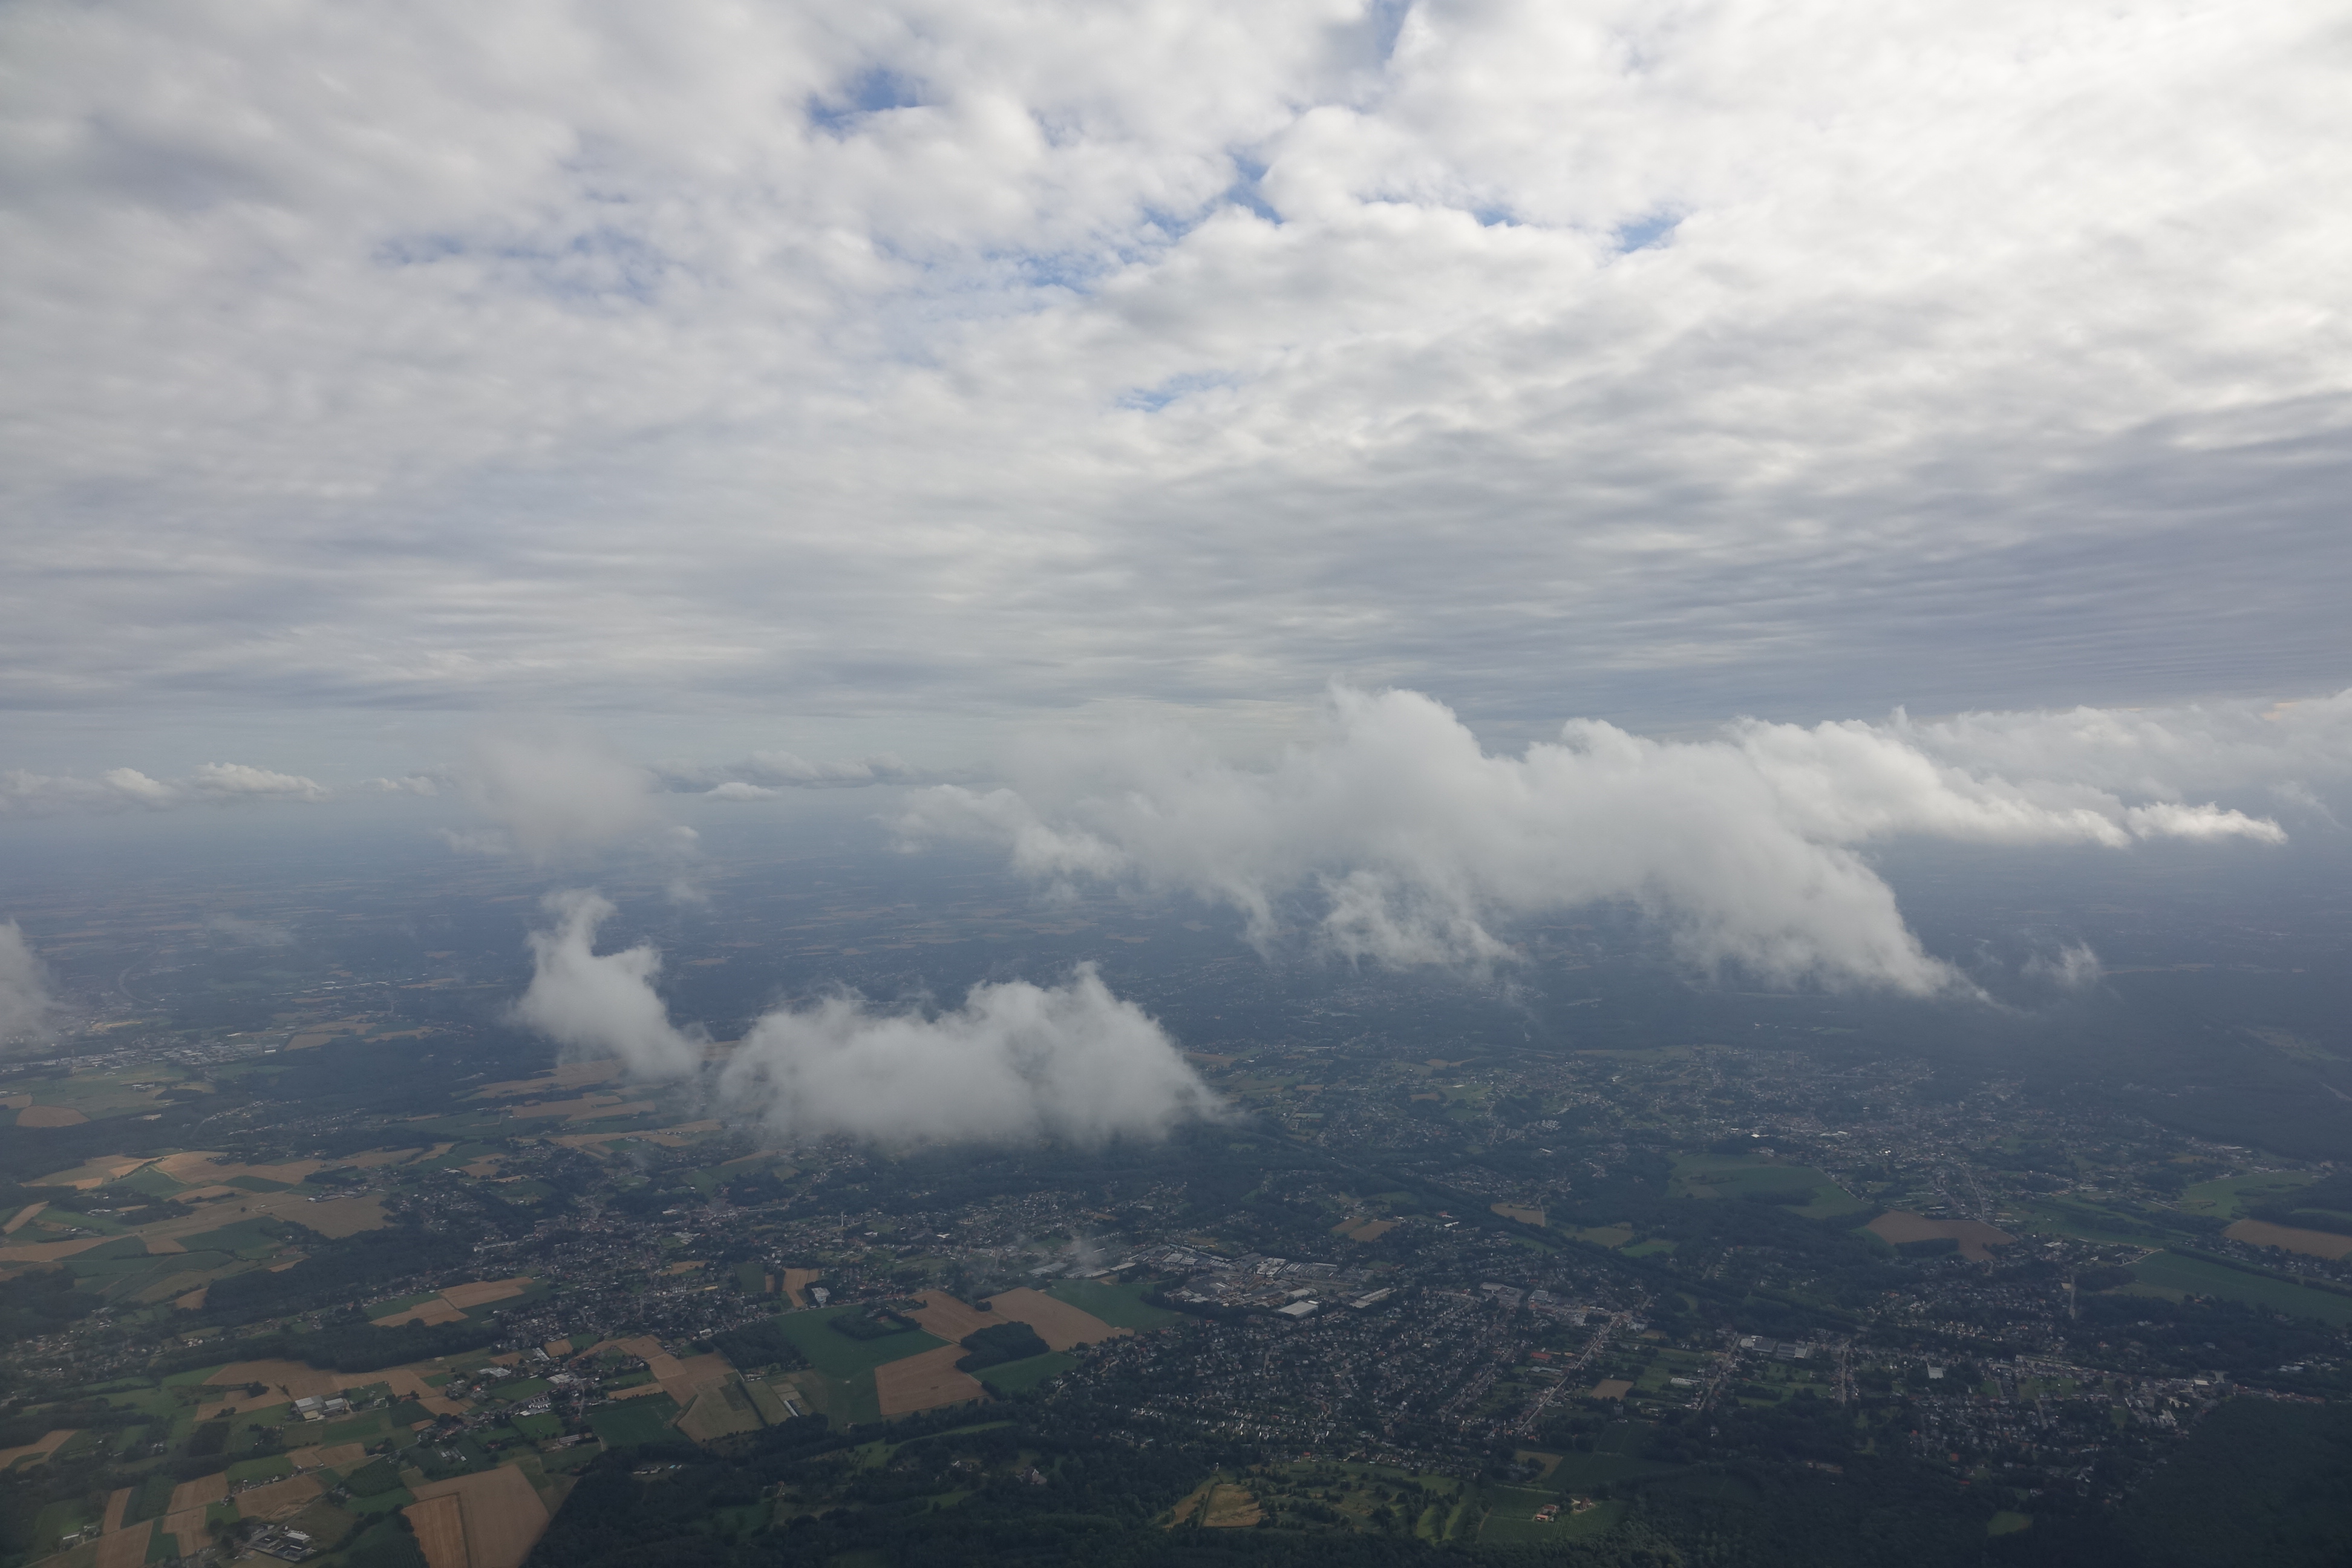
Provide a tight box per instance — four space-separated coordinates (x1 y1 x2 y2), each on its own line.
4 0 2347 779
4 2 2350 1032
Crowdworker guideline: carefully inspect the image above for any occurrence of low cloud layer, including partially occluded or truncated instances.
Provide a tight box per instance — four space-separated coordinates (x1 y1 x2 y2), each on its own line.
899 687 2297 994
0 923 55 1045
653 752 941 798
0 762 329 815
513 892 1218 1148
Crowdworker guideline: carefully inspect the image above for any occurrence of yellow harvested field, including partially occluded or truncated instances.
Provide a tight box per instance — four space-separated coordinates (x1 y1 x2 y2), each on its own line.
677 1383 764 1442
102 1486 132 1534
0 1429 77 1469
290 1442 370 1471
982 1288 1129 1351
93 1518 151 1568
471 1061 627 1099
1591 1379 1634 1400
27 1155 155 1189
411 1463 552 1568
658 1352 736 1405
0 1236 107 1265
3 1201 47 1233
781 1268 820 1308
405 1491 469 1568
15 1105 90 1127
442 1277 530 1308
2224 1218 2352 1261
906 1289 997 1343
378 1298 467 1327
143 1234 186 1255
169 1474 230 1512
160 1506 211 1558
236 1474 324 1518
1491 1203 1546 1226
875 1344 987 1416
1867 1211 2015 1263
0 1095 24 1109
502 1094 648 1121
1201 1481 1263 1527
152 1151 327 1186
173 1285 209 1310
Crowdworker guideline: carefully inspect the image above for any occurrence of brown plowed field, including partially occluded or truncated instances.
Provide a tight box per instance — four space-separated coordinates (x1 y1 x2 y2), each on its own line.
404 1491 469 1568
206 1358 344 1402
906 1290 996 1342
1866 1211 2014 1263
981 1288 1129 1351
411 1463 552 1568
101 1486 131 1533
0 1428 76 1469
15 1105 89 1127
235 1474 323 1518
874 1344 987 1416
2224 1218 2352 1261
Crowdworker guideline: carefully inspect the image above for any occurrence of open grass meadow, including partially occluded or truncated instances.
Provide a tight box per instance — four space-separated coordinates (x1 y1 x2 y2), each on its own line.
1044 1278 1182 1329
1668 1154 1869 1219
2126 1250 2352 1325
771 1307 946 1380
974 1351 1076 1394
586 1394 681 1449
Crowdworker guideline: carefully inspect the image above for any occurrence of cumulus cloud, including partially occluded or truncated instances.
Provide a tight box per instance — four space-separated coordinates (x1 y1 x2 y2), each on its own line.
511 892 1218 1147
511 890 703 1078
898 687 2289 995
0 763 329 814
717 968 1223 1148
448 729 660 863
0 923 56 1045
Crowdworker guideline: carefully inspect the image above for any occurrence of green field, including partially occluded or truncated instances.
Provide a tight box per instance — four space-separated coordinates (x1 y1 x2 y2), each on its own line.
2177 1172 2314 1221
1045 1278 1182 1329
975 1352 1077 1394
2127 1251 2352 1324
587 1394 681 1449
1668 1155 1868 1218
1475 1486 1627 1543
772 1307 946 1379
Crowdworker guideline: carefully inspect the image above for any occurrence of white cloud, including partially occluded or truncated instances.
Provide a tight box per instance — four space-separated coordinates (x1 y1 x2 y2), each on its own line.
719 967 1223 1149
511 890 703 1078
509 892 1219 1147
0 923 56 1044
2025 944 2103 991
453 729 658 863
898 685 2292 994
0 763 330 814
